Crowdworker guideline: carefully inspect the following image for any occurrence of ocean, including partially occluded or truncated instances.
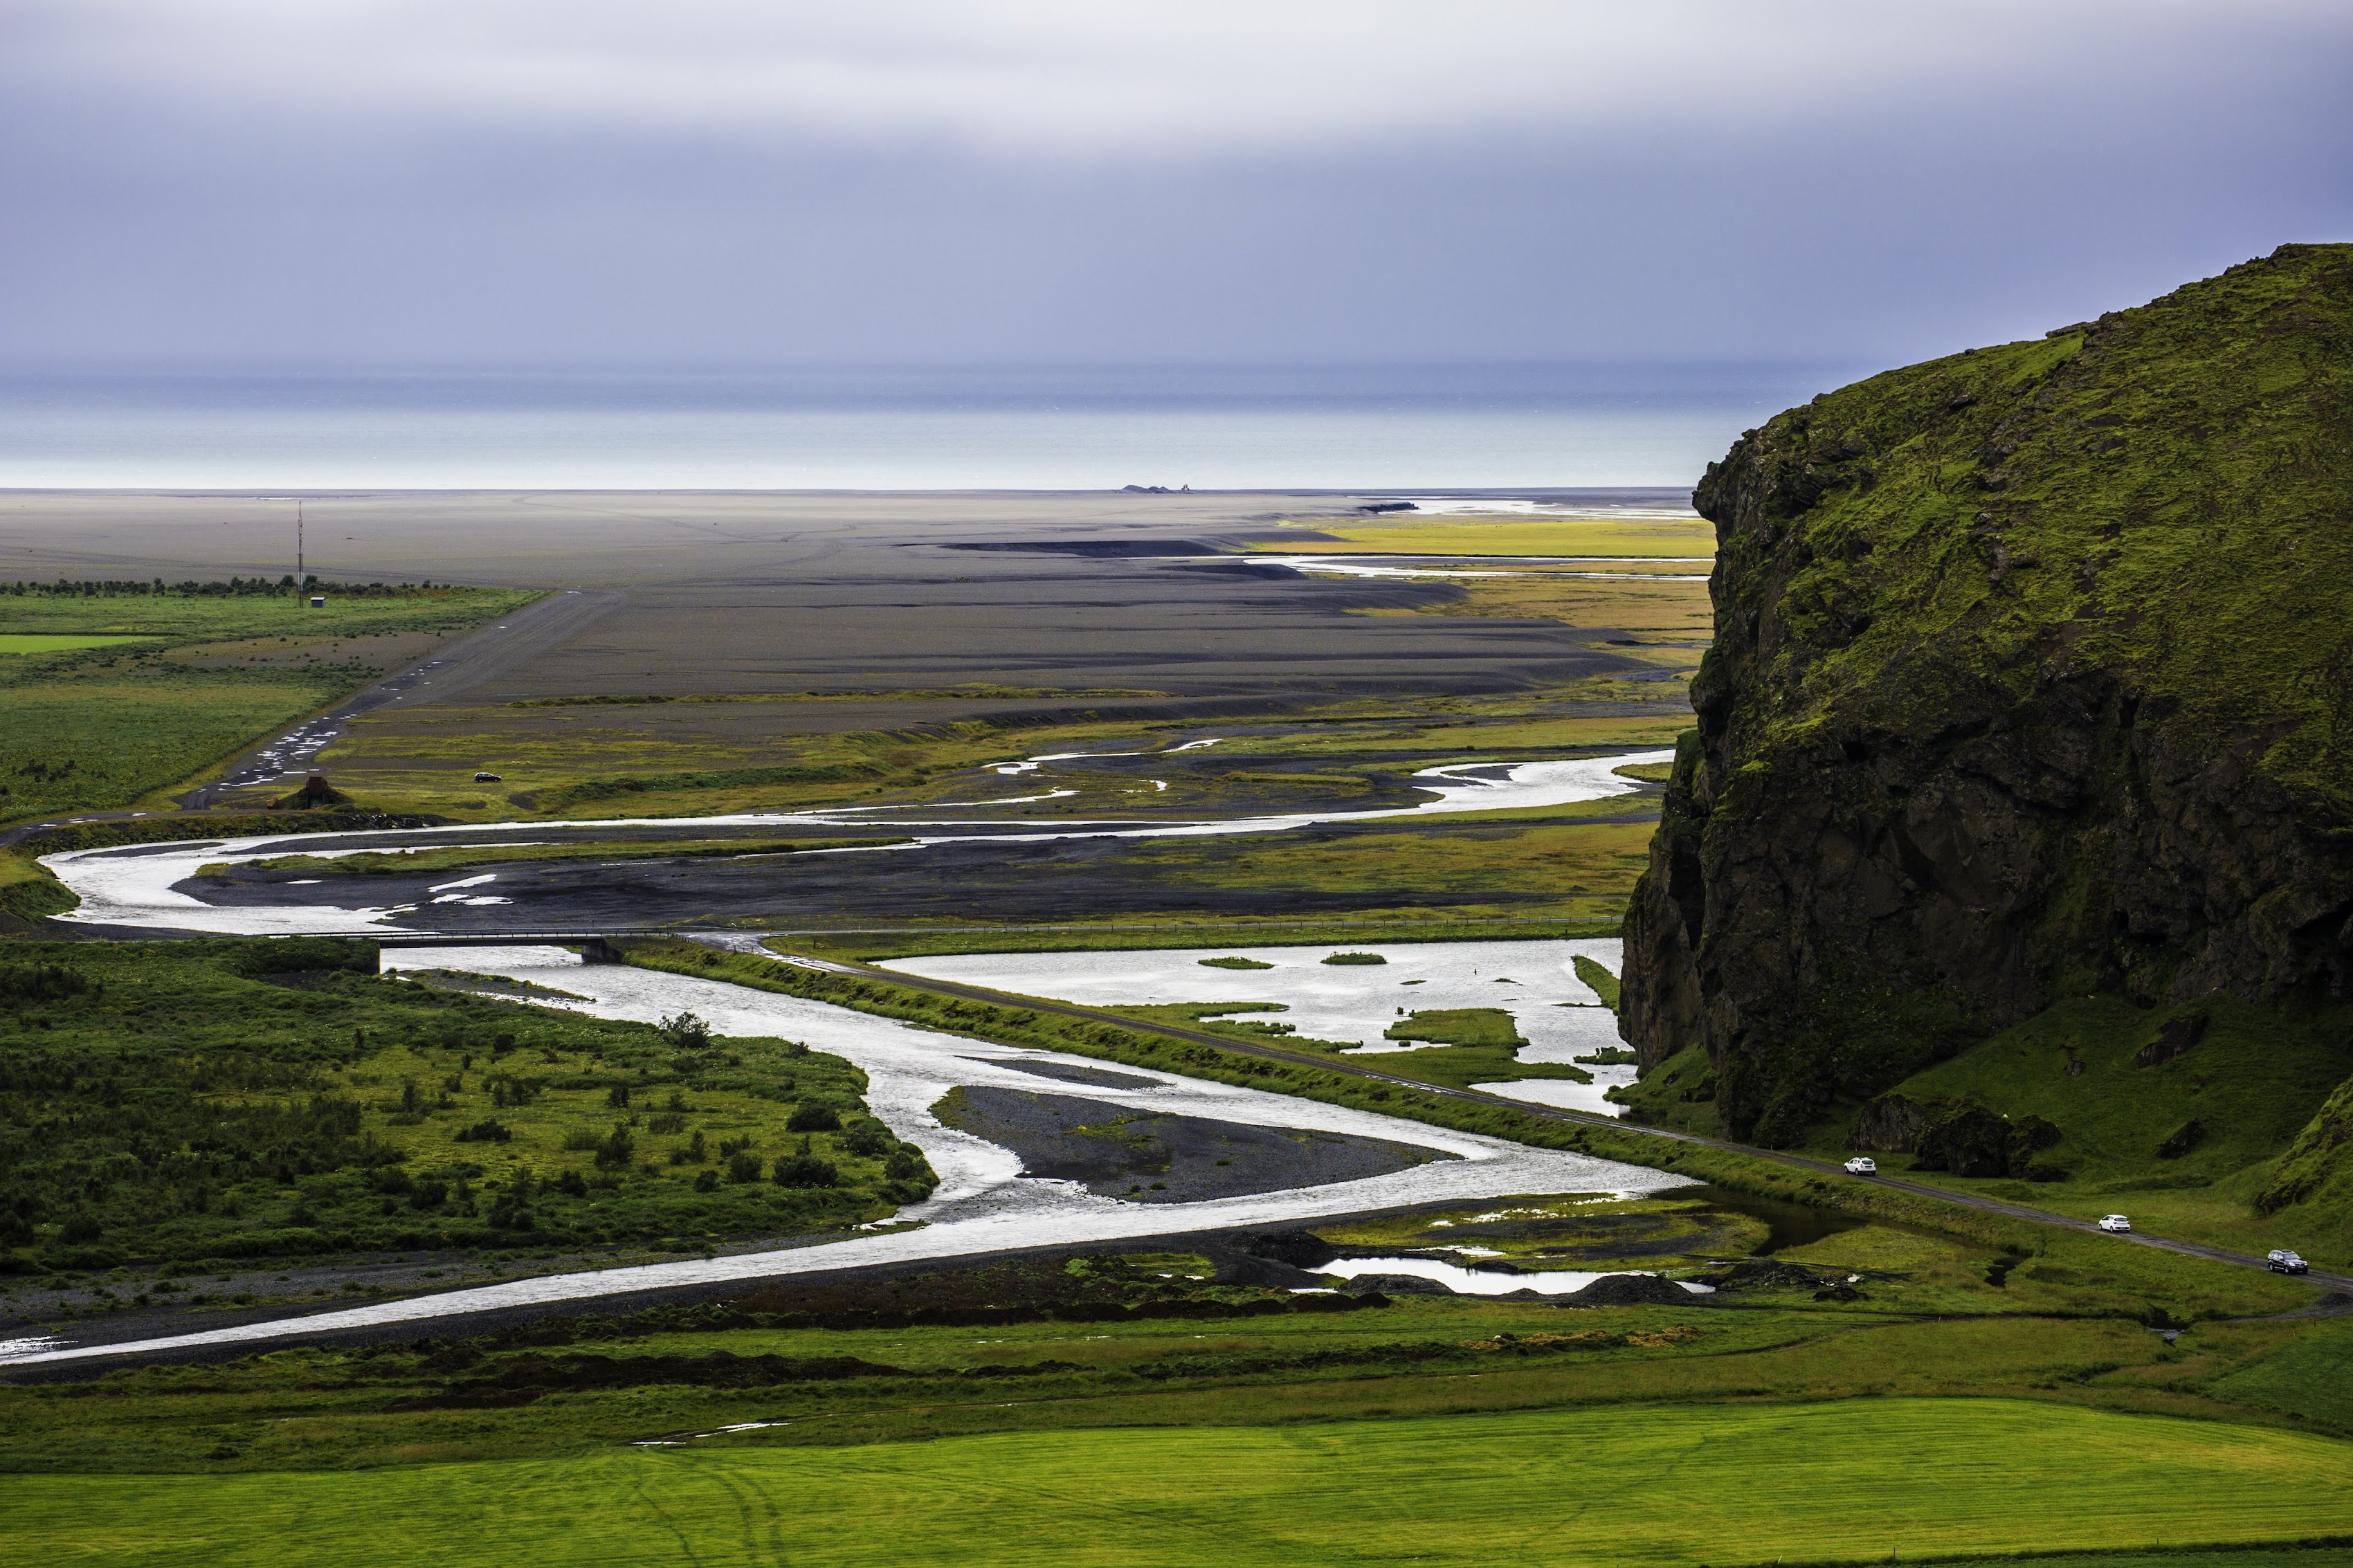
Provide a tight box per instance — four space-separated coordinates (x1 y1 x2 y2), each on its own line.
0 363 1866 491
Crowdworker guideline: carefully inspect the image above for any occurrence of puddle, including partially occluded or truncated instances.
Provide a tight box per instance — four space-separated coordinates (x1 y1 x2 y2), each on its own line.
633 1419 788 1447
1316 1257 1711 1296
1666 1185 1870 1255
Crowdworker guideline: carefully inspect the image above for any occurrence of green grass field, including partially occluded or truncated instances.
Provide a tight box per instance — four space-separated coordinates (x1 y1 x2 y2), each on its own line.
0 939 932 1279
2210 1315 2353 1428
2 1398 2343 1568
0 586 532 823
0 633 159 653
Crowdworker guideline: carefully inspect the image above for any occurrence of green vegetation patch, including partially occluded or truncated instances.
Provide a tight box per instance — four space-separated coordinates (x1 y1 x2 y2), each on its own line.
0 635 159 654
1318 1190 1768 1267
2208 1315 2353 1432
2262 1070 2353 1218
5 1398 2349 1567
1322 951 1388 965
1197 955 1275 969
1573 953 1621 1010
0 940 932 1273
0 583 532 822
1875 996 2351 1185
1385 1007 1525 1049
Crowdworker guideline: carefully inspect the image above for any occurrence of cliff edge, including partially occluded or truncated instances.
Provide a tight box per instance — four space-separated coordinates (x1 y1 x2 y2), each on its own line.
1619 243 2353 1150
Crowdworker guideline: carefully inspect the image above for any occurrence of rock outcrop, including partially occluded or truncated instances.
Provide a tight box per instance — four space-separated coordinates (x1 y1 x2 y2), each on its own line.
1619 244 2353 1146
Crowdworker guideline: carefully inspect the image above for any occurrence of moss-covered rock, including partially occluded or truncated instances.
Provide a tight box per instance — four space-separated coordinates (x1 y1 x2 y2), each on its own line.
1620 243 2353 1145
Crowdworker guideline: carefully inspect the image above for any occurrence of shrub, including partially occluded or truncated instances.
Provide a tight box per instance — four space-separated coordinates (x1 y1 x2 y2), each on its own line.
453 1118 512 1144
591 1124 635 1168
884 1145 938 1193
0 963 98 1005
839 1121 891 1158
658 1012 711 1050
772 1154 839 1189
786 1103 842 1133
725 1151 763 1184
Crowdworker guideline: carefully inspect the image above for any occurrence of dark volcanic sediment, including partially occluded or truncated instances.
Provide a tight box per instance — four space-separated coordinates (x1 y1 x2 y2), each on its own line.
931 1086 1449 1202
1619 244 2353 1146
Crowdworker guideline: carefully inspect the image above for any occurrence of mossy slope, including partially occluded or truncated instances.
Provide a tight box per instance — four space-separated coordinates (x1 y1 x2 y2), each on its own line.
1621 243 2353 1153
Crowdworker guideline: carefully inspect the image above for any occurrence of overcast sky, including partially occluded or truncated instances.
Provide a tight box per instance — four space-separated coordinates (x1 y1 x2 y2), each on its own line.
4 1 2348 371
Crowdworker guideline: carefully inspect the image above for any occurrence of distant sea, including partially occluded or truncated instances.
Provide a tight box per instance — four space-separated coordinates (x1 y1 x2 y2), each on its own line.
0 364 1871 491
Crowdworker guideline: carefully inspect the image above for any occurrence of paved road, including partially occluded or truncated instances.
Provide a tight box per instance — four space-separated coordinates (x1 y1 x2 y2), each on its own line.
756 943 2353 1296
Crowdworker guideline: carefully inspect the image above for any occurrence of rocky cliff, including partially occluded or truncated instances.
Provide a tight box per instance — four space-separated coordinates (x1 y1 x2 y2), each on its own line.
1619 244 2353 1148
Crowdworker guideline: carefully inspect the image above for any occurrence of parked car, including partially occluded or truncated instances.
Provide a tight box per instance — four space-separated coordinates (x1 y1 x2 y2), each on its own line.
1843 1156 1878 1176
2098 1214 2132 1233
474 771 502 782
2267 1249 2309 1274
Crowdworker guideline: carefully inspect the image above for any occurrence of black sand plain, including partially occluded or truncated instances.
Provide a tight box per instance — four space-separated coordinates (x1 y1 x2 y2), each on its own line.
11 487 1687 931
1 489 1678 750
929 1084 1450 1203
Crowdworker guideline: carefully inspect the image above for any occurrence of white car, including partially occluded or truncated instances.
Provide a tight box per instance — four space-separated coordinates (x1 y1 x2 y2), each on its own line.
2098 1214 2132 1233
1844 1156 1878 1176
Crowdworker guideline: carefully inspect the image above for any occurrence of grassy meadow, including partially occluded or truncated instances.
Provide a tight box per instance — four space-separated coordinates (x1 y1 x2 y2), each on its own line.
0 584 535 826
1112 817 1661 926
1618 987 2353 1270
0 939 934 1284
6 1398 2350 1568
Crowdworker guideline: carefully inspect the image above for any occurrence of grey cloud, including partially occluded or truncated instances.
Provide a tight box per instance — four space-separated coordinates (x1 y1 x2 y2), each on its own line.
1 0 2347 370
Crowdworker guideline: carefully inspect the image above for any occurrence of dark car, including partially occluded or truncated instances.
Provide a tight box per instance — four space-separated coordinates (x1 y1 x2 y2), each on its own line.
2267 1249 2309 1275
474 771 502 782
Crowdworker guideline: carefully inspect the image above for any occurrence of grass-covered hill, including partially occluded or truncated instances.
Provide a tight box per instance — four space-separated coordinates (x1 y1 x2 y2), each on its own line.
0 939 936 1277
1616 244 2353 1239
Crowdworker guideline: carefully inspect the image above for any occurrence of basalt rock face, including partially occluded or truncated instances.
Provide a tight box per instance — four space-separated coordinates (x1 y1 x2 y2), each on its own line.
1619 244 2353 1147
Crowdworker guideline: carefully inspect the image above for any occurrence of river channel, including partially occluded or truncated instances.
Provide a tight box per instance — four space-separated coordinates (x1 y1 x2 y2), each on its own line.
9 748 1675 1367
0 944 1675 1369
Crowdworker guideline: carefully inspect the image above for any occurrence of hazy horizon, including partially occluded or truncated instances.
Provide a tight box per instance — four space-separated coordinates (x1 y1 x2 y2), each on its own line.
0 360 1836 490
